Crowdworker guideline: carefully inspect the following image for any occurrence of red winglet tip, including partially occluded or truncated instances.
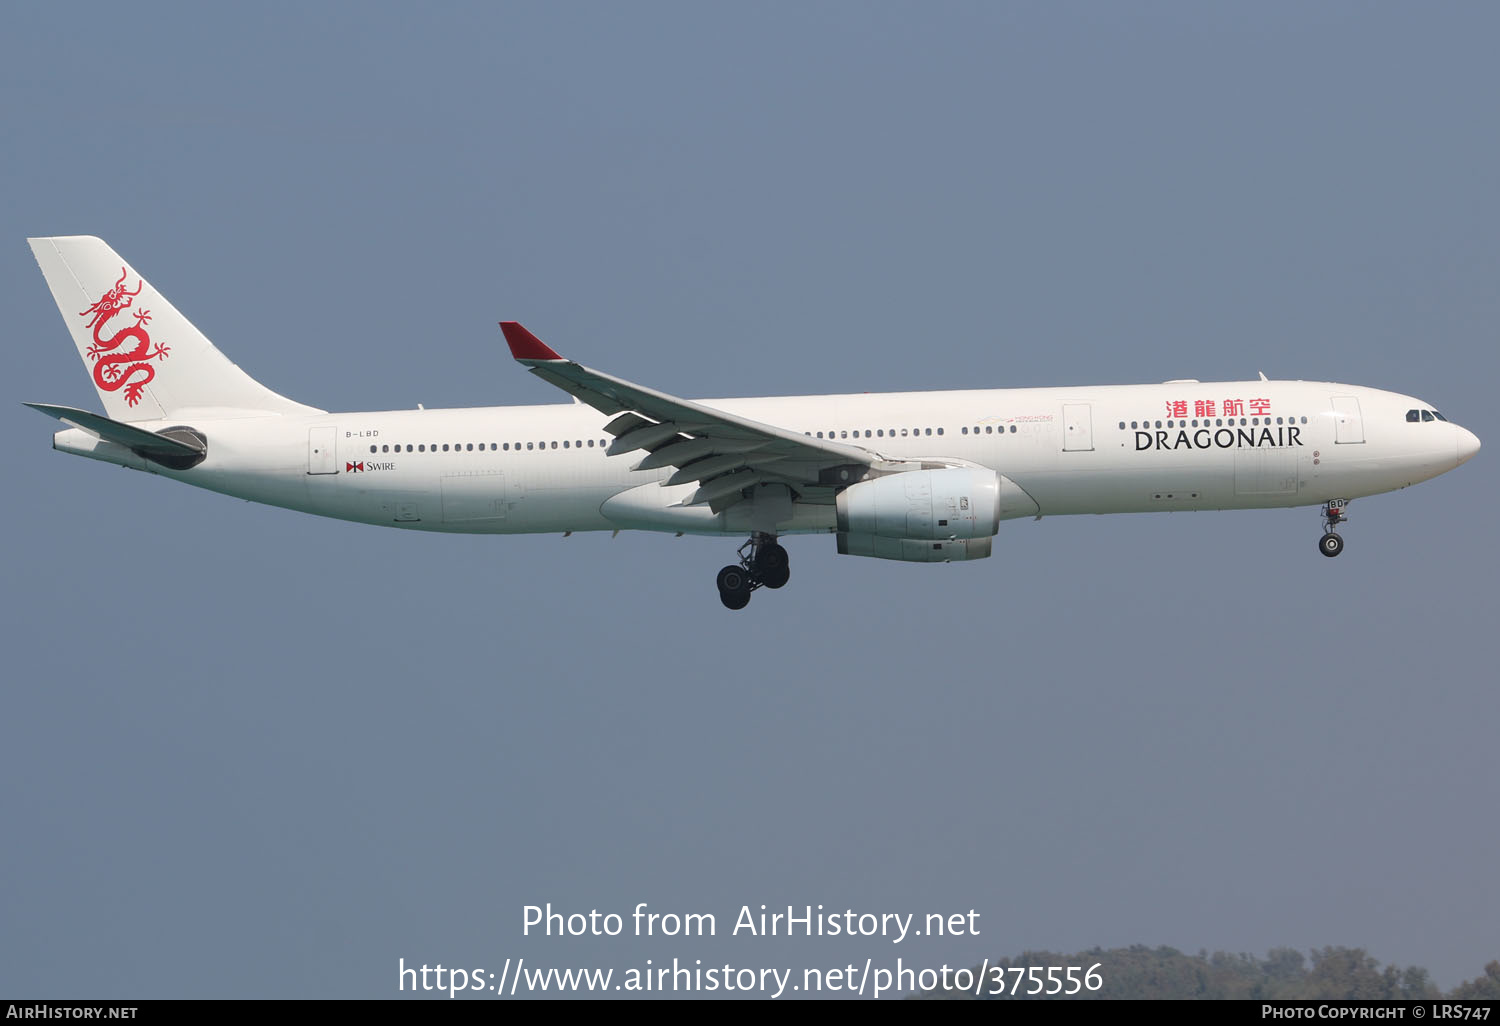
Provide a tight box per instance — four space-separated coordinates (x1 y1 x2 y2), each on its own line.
500 321 563 361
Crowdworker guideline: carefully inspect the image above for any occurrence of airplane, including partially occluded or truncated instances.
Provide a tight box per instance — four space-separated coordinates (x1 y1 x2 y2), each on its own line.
26 236 1481 610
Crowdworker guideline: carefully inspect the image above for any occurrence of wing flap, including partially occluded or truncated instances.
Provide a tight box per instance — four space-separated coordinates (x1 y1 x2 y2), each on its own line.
609 420 691 455
683 470 766 507
633 437 766 471
604 412 653 436
664 452 771 487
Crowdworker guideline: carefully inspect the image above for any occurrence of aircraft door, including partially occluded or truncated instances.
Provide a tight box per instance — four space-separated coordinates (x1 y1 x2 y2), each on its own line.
1331 396 1364 444
1062 403 1094 451
308 426 337 474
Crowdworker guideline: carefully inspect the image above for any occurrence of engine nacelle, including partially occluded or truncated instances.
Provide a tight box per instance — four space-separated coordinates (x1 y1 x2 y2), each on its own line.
837 533 993 562
836 468 1001 541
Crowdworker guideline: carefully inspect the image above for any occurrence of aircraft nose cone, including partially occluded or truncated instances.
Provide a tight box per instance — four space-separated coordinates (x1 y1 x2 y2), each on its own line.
1456 426 1480 466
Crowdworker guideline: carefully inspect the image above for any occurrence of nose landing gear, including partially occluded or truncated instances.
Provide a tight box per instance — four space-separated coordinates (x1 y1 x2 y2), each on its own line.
716 532 790 610
1319 500 1347 558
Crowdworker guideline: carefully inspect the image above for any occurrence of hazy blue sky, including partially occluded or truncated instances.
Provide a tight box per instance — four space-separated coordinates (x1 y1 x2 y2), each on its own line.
3 2 1495 999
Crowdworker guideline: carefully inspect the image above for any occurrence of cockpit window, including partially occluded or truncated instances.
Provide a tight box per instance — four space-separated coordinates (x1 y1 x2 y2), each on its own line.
1433 411 1448 421
1406 410 1421 422
1421 410 1435 422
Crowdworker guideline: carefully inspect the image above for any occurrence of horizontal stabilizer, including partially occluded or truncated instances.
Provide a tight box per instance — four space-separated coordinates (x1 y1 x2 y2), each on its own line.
25 402 206 469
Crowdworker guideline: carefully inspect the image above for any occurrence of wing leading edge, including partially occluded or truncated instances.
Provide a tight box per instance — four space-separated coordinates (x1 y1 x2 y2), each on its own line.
499 322 879 512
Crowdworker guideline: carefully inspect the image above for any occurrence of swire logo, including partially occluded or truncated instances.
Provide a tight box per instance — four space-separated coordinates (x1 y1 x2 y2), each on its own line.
346 462 364 473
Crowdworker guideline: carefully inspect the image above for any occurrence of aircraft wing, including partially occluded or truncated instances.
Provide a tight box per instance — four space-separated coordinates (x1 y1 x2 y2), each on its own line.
501 322 879 512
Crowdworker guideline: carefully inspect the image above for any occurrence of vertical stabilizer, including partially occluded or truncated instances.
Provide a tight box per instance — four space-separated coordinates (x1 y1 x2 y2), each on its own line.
28 236 319 421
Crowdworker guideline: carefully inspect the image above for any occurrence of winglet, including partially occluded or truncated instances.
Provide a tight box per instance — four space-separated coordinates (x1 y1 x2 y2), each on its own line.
500 321 564 362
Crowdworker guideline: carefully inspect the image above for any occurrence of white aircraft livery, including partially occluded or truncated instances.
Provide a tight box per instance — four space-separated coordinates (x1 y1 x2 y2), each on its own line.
27 236 1481 609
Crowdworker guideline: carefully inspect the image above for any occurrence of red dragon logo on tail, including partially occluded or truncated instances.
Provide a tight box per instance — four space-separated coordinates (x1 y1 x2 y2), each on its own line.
80 267 170 406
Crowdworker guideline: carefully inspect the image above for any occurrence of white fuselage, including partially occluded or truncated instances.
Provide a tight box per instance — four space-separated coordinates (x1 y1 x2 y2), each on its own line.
52 379 1476 538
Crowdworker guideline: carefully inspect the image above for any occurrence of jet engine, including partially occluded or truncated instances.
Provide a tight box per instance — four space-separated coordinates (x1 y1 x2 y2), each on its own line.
835 468 1002 562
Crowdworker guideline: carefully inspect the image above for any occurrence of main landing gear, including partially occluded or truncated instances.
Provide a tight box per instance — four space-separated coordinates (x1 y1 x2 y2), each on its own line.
716 532 790 610
1319 500 1347 558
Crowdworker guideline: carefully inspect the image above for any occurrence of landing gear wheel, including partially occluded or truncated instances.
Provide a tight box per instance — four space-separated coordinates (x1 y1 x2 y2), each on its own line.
717 565 752 609
754 542 790 589
1317 501 1348 558
718 533 789 607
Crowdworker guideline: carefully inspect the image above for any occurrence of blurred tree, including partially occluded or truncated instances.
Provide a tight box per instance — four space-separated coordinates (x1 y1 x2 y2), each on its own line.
1450 961 1500 999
